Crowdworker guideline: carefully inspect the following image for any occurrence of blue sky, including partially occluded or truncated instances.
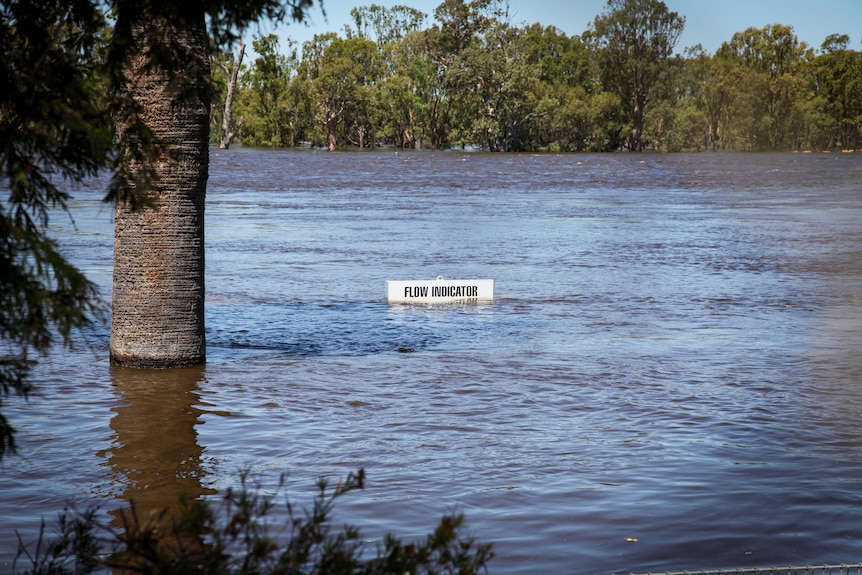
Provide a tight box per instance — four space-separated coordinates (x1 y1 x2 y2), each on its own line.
262 0 861 54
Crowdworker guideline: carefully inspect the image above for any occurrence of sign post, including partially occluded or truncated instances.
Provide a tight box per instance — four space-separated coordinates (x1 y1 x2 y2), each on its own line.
386 276 494 304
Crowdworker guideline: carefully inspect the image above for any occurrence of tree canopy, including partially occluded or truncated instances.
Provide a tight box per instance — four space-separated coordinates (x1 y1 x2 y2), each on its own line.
592 0 685 151
217 0 861 153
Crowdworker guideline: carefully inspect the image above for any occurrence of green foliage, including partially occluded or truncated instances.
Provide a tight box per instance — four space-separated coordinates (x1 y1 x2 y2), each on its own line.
14 470 494 575
711 24 814 150
346 4 427 48
592 0 686 151
221 1 861 153
234 34 299 147
524 24 592 90
809 38 862 150
0 0 110 457
300 33 384 150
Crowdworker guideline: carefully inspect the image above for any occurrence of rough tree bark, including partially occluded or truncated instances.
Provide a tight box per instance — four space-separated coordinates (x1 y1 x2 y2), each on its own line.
110 3 209 368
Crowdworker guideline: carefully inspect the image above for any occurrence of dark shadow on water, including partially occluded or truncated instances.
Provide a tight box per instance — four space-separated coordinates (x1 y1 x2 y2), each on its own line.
206 300 501 356
99 365 217 531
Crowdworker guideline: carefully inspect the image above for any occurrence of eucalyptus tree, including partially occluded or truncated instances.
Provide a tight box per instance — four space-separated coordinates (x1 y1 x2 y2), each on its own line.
591 0 684 151
810 34 862 150
304 33 381 150
519 24 615 152
214 41 246 149
433 0 491 56
283 66 318 147
464 19 550 151
676 44 734 150
643 44 714 152
346 3 427 48
524 23 593 91
237 34 298 146
341 36 385 148
345 5 430 148
639 48 685 151
426 0 499 148
714 24 812 150
376 33 427 147
407 26 459 148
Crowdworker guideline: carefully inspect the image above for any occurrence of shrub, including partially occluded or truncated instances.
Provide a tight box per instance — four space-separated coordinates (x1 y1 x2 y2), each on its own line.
14 469 493 575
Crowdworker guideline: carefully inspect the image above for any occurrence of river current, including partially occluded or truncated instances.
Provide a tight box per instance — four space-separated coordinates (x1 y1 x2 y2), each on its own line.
2 150 861 574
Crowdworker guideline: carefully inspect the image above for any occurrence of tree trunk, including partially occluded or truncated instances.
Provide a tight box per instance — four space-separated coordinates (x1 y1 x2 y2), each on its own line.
110 5 209 368
219 42 245 149
630 94 645 151
326 113 338 151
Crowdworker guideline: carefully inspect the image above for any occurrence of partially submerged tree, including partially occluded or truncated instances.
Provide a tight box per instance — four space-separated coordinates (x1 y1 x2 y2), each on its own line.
713 24 813 150
811 34 862 150
108 1 211 368
592 0 684 150
304 33 381 150
216 41 246 149
108 0 315 368
239 34 310 147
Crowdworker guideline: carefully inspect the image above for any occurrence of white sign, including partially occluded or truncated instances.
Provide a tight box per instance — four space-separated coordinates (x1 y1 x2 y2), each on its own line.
387 276 494 304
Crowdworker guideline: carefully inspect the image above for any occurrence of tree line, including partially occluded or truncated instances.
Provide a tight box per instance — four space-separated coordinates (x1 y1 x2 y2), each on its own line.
213 0 862 153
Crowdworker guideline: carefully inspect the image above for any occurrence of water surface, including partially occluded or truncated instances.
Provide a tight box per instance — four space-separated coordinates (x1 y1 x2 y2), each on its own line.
3 150 862 574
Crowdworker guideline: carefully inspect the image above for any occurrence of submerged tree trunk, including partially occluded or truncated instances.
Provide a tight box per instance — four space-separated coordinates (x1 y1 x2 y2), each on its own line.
110 4 209 368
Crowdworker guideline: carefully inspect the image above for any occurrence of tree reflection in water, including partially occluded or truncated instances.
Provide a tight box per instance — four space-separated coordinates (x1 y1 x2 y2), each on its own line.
100 366 216 531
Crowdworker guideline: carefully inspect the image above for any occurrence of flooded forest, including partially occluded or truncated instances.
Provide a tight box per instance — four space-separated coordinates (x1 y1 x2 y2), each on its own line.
214 0 862 153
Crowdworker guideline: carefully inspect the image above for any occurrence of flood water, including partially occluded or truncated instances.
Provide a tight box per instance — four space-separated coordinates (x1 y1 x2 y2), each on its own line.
2 150 862 574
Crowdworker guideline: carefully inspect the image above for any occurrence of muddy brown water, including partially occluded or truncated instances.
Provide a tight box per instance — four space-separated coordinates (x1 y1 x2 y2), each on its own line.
3 150 861 574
